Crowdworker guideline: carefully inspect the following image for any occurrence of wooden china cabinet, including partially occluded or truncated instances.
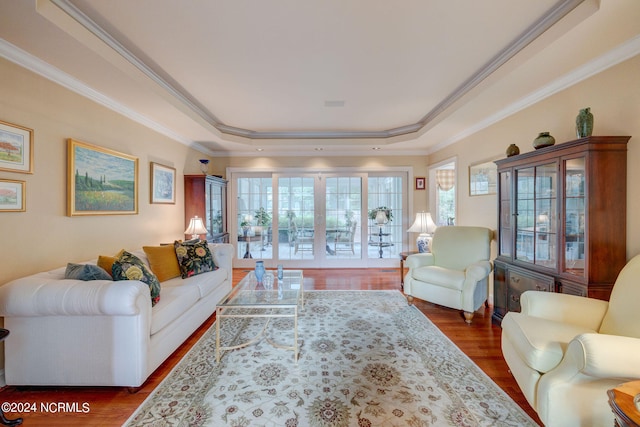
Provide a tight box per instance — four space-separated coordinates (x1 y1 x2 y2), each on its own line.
492 136 629 324
184 175 229 243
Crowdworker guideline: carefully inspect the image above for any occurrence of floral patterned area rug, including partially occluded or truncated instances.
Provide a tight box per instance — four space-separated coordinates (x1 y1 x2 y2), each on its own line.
124 290 537 426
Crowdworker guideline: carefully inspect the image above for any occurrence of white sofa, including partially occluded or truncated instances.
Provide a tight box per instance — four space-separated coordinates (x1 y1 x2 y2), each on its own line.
0 243 234 388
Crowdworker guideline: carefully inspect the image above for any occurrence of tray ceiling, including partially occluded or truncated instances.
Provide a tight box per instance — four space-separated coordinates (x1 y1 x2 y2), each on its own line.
1 0 638 155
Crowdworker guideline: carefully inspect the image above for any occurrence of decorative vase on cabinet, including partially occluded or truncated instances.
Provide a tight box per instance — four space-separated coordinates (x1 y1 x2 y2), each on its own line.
533 132 555 149
506 143 520 157
576 107 594 138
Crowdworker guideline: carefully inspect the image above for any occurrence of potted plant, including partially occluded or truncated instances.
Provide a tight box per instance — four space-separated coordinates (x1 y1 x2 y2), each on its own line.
368 206 393 222
254 207 272 233
286 210 297 245
344 210 355 228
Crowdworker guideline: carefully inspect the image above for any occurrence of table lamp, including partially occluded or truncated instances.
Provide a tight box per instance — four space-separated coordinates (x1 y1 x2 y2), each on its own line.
407 212 437 252
185 216 208 240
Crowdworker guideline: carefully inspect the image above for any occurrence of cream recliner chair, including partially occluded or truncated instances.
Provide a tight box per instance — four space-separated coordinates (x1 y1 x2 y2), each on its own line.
501 253 640 427
404 226 492 323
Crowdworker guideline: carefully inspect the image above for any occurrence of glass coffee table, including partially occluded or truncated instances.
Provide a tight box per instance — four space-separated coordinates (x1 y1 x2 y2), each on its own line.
215 269 304 363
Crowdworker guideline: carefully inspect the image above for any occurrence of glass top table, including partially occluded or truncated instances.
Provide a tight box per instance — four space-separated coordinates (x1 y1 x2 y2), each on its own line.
215 269 304 362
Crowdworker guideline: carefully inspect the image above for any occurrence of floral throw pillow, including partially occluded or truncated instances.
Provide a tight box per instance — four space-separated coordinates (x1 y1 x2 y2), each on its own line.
174 240 217 279
112 251 161 306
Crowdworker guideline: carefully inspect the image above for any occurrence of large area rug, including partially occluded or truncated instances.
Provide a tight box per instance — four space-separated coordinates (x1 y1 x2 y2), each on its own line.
124 291 537 426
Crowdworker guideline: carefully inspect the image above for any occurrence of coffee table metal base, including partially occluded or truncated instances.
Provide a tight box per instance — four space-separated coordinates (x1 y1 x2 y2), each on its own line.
215 305 298 363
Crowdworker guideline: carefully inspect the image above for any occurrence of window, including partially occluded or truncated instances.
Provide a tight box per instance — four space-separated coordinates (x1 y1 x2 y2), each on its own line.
429 159 457 226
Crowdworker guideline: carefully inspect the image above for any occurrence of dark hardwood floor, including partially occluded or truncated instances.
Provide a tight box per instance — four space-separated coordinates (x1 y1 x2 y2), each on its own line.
0 268 541 426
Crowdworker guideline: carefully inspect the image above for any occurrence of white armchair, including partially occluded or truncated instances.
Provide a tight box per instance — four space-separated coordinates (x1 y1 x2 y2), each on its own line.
404 226 493 323
501 254 640 427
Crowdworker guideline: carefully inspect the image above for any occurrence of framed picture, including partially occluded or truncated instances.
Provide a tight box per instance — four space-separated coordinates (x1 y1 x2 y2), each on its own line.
150 162 176 204
67 138 138 216
0 179 26 212
0 120 34 174
469 159 498 196
415 177 426 190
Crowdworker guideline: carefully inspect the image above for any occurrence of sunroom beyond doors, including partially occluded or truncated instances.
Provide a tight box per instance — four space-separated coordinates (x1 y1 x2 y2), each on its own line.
231 171 407 268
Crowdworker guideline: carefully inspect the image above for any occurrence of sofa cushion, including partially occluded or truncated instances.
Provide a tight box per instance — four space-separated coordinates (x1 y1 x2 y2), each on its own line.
143 245 181 282
174 240 217 279
64 263 112 281
112 251 161 306
162 267 228 299
502 311 597 373
412 266 465 289
150 284 200 335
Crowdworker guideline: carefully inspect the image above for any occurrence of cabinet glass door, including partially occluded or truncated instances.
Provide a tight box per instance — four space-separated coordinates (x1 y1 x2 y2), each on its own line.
205 178 226 239
515 163 557 268
498 171 512 257
563 157 585 278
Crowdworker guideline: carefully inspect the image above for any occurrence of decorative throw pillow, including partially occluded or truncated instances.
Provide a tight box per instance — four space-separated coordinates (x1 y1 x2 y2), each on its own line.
112 251 161 306
174 239 217 279
64 263 112 281
143 245 181 282
97 255 117 277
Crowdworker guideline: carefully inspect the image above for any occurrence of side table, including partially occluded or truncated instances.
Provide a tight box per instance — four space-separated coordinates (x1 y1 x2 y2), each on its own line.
0 329 22 426
608 380 640 427
399 251 419 290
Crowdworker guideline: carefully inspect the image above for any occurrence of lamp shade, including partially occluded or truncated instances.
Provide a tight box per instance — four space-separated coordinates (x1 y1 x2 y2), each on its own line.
407 212 437 252
185 216 208 239
407 212 437 234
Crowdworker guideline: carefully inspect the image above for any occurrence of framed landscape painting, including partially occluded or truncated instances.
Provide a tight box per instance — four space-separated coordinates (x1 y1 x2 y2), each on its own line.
67 139 138 216
0 119 33 174
0 179 25 212
150 162 176 204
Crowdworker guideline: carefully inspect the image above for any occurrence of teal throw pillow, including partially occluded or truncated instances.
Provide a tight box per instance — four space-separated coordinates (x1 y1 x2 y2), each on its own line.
174 239 217 279
112 251 161 306
64 263 112 281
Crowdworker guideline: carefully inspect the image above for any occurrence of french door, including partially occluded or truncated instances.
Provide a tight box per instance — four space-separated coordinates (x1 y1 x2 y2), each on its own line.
231 170 406 269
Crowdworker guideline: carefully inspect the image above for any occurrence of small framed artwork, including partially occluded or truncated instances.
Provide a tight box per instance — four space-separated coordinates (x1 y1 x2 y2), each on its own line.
0 179 26 212
415 177 426 190
150 162 176 204
0 119 34 174
67 138 138 216
469 159 498 196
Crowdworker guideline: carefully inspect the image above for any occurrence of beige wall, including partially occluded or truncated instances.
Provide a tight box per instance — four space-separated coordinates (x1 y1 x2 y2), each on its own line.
430 54 640 259
0 58 213 286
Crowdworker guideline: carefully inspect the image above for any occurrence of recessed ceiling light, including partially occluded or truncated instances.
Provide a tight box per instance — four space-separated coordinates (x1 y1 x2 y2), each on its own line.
256 148 264 151
372 147 381 150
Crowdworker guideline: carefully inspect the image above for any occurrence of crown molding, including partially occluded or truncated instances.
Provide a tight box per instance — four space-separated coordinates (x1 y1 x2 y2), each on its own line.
44 0 588 141
429 34 640 154
0 38 206 150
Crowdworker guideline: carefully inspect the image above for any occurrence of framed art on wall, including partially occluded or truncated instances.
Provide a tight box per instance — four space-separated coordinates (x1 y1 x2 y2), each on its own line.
67 138 138 216
0 120 33 174
469 159 498 196
415 177 426 190
0 179 25 212
150 162 176 204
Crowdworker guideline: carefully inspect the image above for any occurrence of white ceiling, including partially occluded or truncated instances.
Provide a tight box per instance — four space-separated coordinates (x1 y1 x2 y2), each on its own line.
0 0 639 156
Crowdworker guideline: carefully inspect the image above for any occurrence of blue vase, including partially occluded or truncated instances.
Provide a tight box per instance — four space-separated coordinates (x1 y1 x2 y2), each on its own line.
255 261 265 284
